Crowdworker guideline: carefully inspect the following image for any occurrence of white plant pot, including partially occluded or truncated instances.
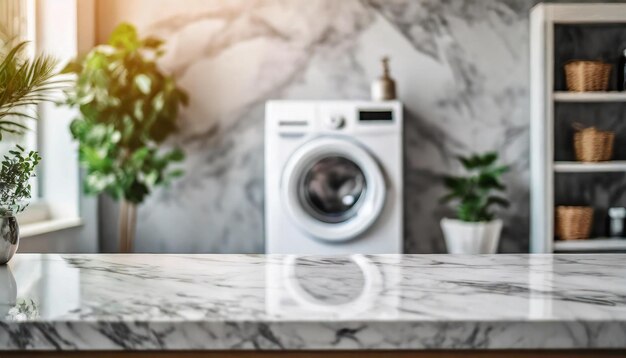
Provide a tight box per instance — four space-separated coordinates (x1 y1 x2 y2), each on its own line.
440 218 502 254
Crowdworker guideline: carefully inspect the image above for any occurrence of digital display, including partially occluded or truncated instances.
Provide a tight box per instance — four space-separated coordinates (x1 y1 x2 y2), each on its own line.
359 110 393 121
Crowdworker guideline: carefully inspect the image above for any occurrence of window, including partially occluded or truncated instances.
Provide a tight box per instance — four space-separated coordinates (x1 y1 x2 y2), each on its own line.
0 0 41 224
0 0 90 237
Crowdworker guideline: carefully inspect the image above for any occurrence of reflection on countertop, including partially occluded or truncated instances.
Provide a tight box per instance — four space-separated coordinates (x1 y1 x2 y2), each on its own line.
0 253 626 351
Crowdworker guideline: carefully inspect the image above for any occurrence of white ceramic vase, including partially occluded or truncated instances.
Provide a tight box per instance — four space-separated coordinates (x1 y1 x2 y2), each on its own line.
440 218 502 254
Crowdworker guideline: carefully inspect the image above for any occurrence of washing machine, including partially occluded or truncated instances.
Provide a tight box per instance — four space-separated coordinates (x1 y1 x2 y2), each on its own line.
265 100 402 254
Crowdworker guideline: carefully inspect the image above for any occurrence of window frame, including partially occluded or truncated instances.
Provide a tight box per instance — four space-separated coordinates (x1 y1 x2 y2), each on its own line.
16 0 95 238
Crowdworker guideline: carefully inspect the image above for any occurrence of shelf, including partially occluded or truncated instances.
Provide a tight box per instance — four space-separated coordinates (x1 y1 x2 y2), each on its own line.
554 161 626 173
530 4 626 253
553 91 626 102
554 238 626 252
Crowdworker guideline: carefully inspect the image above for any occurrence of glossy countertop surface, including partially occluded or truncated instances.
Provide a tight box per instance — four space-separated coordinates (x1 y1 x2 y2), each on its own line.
1 253 625 350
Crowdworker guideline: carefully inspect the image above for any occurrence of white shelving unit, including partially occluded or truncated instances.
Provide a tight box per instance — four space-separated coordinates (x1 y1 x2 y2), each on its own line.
530 4 626 253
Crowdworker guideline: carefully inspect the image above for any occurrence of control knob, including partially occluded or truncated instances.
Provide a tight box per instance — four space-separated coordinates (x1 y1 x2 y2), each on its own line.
326 115 345 129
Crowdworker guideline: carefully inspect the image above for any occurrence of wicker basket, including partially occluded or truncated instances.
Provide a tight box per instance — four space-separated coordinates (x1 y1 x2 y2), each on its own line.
565 60 612 92
574 127 614 162
556 206 593 241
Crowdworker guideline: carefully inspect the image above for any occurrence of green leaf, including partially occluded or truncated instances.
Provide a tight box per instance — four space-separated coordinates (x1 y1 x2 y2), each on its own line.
488 165 509 176
134 74 151 94
144 170 159 186
132 147 150 161
477 173 505 190
478 152 498 167
108 23 140 50
168 148 184 161
458 155 473 169
443 176 462 189
168 169 184 178
142 37 164 49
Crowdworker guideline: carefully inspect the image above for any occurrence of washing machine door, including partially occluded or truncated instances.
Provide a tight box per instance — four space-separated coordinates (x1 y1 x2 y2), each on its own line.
281 137 386 242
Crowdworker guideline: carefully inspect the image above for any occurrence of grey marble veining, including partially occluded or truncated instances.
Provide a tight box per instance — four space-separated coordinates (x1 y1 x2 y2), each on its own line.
96 0 541 254
95 1 626 255
1 253 626 350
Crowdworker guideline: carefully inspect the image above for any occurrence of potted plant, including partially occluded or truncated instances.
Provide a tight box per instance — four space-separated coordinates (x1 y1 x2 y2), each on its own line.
440 152 509 254
63 23 188 253
0 41 59 264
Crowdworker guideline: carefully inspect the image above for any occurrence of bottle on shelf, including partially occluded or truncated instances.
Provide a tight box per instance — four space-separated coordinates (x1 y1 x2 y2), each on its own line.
618 49 626 91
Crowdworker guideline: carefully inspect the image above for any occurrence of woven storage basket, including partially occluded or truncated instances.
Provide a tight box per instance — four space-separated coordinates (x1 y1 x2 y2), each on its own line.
556 206 593 241
574 127 614 162
565 60 612 92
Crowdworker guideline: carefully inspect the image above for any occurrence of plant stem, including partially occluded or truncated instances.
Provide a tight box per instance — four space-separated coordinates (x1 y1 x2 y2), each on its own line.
118 200 137 253
127 202 136 252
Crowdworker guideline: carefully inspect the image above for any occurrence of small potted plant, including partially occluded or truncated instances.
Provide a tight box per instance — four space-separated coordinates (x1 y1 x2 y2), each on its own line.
440 152 509 254
0 41 59 264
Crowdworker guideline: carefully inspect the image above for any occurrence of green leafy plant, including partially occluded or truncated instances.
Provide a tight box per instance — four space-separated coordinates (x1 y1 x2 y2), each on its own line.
0 145 41 215
441 152 510 222
62 23 188 252
62 23 188 204
0 40 60 216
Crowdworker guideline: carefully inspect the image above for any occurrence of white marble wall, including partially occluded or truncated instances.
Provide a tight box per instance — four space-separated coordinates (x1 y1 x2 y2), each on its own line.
96 0 554 253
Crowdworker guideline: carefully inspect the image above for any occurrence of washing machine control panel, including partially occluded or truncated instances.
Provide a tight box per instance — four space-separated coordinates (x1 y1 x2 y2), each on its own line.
268 100 401 136
319 103 400 135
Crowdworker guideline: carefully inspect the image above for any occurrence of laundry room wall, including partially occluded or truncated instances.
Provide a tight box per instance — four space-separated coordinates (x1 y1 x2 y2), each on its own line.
95 0 580 253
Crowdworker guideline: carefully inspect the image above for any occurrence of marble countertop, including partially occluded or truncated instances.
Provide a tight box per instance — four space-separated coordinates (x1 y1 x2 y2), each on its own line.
0 253 625 351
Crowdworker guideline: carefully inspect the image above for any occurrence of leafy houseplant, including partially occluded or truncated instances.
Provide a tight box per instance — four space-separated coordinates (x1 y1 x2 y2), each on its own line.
441 152 510 222
63 23 188 253
440 152 509 254
0 41 60 264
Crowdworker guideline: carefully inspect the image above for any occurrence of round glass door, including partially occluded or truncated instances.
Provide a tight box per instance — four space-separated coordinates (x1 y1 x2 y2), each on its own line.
281 137 386 242
299 156 367 224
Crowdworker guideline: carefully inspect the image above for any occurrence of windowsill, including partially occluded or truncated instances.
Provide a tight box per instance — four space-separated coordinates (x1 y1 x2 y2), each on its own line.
20 217 83 238
16 201 83 238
